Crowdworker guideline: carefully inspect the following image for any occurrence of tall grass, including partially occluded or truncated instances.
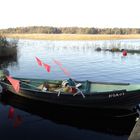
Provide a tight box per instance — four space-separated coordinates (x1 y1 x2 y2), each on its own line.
5 34 140 40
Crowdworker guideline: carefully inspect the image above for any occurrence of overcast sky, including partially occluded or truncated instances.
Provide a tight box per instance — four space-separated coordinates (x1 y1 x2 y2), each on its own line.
0 0 140 29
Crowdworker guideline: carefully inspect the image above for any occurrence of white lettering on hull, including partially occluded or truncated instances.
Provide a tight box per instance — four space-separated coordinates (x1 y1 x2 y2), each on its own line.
109 92 125 98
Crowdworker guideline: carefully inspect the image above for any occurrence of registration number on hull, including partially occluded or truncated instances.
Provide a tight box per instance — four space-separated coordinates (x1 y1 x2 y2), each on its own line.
109 92 125 98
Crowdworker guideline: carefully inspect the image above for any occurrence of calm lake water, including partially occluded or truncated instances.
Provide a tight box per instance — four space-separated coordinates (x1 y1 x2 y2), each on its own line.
1 39 140 140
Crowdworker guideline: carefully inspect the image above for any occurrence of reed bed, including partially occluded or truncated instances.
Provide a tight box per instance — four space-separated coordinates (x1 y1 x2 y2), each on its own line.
5 34 140 40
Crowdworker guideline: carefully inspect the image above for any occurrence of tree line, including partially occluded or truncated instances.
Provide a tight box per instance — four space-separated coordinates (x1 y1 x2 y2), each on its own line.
0 26 140 34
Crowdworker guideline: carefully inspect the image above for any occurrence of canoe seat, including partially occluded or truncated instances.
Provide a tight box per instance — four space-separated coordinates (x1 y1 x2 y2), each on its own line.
38 82 61 92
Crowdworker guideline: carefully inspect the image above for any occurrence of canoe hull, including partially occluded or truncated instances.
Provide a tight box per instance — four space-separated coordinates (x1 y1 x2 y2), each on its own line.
1 80 140 112
1 90 138 119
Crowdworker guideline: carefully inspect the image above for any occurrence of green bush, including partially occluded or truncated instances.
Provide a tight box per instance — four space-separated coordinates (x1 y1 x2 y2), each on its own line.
0 35 9 47
0 34 18 58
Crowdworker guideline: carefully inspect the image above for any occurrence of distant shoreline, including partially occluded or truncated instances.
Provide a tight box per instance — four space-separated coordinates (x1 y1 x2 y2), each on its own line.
5 34 140 40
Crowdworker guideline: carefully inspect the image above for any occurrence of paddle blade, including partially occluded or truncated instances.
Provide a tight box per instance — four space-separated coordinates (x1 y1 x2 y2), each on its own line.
8 107 15 119
35 57 43 66
53 59 62 67
13 115 23 128
53 59 71 77
6 76 20 93
43 63 51 73
60 67 70 77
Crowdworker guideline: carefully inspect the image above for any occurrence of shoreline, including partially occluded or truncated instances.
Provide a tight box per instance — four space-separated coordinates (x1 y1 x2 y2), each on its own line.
5 33 140 40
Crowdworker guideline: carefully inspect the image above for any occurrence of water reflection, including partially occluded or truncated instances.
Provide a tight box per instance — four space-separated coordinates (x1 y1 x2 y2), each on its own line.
0 93 137 136
0 52 18 68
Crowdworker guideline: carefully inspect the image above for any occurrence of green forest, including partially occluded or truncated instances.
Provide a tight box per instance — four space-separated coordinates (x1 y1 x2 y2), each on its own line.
0 26 140 34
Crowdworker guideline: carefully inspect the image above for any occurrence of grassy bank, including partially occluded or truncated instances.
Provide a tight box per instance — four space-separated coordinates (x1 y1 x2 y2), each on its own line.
5 34 140 40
